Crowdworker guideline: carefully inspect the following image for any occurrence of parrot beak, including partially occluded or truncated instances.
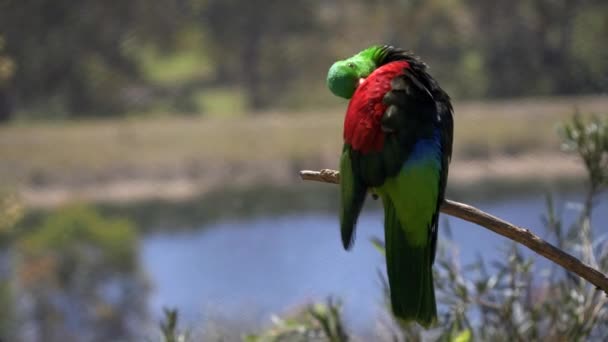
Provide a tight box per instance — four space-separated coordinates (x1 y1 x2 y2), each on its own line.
358 78 365 85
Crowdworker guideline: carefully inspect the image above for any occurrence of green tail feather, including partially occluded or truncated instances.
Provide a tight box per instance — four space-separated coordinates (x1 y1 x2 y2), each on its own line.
339 146 367 249
383 197 437 327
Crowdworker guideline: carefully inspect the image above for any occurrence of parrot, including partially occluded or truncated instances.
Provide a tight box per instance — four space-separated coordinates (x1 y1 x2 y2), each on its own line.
326 45 453 327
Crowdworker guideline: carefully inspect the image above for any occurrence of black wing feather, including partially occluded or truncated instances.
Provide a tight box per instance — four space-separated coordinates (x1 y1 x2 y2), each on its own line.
341 46 454 255
378 46 454 264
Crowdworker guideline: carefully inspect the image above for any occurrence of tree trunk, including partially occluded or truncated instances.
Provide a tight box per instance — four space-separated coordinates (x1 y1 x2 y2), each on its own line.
241 5 265 112
0 87 12 123
0 87 13 125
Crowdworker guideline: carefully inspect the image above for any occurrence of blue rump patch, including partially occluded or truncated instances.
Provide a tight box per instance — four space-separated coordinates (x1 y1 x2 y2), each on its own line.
403 129 442 169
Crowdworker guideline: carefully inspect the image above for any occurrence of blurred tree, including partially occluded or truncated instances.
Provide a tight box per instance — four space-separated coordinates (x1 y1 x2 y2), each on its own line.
14 205 147 342
0 0 607 119
0 193 22 341
467 0 608 97
379 0 484 98
0 34 15 122
0 0 183 118
200 0 326 110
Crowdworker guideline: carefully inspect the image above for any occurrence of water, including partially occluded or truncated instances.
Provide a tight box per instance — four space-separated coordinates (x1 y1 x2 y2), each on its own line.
140 193 608 330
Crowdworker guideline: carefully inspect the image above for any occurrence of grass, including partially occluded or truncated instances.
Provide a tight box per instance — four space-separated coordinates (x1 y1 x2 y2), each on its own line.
0 95 605 204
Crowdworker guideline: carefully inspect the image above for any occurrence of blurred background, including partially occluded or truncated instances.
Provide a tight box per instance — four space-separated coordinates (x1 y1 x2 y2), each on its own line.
0 0 607 341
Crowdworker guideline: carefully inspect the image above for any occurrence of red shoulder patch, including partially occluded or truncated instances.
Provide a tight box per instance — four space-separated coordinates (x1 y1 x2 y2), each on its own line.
343 61 410 153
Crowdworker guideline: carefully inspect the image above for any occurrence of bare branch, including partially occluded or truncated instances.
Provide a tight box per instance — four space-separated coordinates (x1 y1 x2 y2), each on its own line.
299 169 608 295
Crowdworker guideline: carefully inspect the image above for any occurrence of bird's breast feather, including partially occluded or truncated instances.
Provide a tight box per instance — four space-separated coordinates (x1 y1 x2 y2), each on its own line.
343 61 410 153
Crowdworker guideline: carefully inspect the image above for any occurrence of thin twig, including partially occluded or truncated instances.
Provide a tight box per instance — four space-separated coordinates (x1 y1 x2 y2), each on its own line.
299 169 608 295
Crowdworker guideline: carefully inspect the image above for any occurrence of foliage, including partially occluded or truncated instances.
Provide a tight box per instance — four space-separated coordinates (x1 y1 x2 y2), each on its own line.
0 280 15 341
240 114 608 341
0 34 14 122
159 308 190 342
18 205 137 271
245 298 349 342
0 35 15 86
375 114 608 341
0 192 22 240
0 1 607 119
0 192 22 341
198 0 325 110
560 113 608 194
13 205 146 342
154 299 348 342
0 1 182 118
465 0 608 97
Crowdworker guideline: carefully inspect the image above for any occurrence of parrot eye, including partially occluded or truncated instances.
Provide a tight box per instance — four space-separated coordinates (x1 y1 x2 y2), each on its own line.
347 62 355 69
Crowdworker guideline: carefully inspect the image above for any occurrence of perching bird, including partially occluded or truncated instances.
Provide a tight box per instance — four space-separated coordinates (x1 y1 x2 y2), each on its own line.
326 46 453 327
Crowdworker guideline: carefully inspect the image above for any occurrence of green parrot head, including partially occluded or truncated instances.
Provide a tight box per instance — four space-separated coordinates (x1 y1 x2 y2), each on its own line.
326 46 387 99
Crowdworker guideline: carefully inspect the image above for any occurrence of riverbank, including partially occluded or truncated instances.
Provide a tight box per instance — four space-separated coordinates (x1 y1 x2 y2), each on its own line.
2 95 604 209
18 153 583 208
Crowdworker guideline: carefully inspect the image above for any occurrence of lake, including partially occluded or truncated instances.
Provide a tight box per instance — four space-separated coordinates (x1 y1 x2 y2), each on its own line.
140 192 608 332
